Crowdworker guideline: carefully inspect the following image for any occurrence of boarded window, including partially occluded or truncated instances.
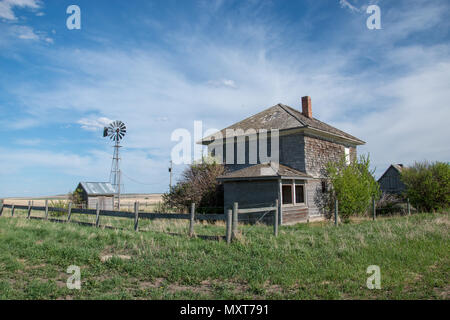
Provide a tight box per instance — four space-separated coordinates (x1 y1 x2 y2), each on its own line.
295 185 305 203
282 185 292 204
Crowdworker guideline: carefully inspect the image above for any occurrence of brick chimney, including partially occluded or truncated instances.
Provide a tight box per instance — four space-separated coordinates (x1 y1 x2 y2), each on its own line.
302 96 312 118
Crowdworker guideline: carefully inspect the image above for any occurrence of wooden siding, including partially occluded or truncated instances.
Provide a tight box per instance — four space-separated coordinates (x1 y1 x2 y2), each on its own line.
87 196 114 210
282 206 308 224
378 166 406 194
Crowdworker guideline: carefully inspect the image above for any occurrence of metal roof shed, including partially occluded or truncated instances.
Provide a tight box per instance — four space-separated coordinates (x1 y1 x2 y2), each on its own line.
76 182 116 210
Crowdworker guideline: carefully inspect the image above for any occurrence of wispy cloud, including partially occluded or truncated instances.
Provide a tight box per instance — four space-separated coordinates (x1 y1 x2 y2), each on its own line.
339 0 361 13
77 117 114 132
0 0 449 197
0 0 40 21
207 79 237 89
0 0 52 44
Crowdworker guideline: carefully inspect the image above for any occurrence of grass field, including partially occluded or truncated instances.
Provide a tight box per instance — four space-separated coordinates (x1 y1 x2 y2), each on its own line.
0 209 448 300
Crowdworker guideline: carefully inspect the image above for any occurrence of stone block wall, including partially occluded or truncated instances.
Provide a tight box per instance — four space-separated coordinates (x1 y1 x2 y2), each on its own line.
304 134 356 178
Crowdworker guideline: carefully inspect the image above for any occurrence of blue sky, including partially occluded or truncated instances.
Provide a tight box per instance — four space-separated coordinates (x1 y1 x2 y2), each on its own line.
0 0 449 197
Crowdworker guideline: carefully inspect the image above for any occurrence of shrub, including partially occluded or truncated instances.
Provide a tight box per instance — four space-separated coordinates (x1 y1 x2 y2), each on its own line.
325 154 380 222
401 161 450 212
376 192 405 216
162 157 225 212
48 199 68 217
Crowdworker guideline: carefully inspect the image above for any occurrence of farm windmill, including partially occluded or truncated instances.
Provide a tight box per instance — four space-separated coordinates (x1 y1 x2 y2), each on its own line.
103 120 126 209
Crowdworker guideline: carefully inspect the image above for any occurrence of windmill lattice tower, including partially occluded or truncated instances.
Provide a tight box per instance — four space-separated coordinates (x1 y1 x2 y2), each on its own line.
103 121 126 209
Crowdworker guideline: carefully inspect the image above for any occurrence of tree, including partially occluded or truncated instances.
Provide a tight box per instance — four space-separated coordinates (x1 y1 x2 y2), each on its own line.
68 187 84 208
162 158 225 212
401 161 450 212
325 154 380 222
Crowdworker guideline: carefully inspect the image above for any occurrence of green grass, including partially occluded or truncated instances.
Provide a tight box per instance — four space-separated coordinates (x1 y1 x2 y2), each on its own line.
0 209 448 300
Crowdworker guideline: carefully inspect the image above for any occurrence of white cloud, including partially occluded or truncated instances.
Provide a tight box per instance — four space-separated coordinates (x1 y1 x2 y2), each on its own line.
207 79 237 89
0 0 40 20
1 0 449 196
14 25 39 40
339 0 361 13
77 117 114 131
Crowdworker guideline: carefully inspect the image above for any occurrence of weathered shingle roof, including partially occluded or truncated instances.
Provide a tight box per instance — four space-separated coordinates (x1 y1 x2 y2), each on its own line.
218 163 313 181
200 103 365 144
78 182 116 195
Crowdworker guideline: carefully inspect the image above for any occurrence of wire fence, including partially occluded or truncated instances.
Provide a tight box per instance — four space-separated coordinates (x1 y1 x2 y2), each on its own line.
0 200 280 244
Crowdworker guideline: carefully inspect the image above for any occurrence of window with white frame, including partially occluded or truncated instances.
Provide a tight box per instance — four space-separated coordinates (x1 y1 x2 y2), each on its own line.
295 185 305 203
344 147 350 165
282 185 292 204
281 181 305 205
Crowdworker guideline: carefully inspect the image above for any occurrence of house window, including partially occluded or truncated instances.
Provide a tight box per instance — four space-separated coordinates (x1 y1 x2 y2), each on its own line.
344 147 350 165
321 180 328 193
295 185 305 203
282 185 293 204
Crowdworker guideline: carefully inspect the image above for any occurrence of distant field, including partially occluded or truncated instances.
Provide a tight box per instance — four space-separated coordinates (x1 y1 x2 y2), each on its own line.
0 210 448 300
2 194 163 209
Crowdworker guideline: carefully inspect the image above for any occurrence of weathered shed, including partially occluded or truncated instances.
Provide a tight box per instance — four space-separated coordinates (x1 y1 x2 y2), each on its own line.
75 182 115 210
378 164 407 195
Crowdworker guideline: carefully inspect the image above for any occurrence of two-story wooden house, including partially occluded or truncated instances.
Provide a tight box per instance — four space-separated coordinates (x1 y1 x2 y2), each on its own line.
199 96 365 224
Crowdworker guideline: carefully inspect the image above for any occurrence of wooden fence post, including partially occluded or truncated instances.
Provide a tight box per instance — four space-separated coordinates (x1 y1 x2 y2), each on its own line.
11 204 15 217
95 203 100 228
27 201 32 219
134 201 139 232
67 202 72 222
274 199 279 237
232 202 238 239
372 197 376 221
407 198 411 216
334 199 338 226
0 199 3 216
45 199 49 220
189 203 195 237
226 209 232 244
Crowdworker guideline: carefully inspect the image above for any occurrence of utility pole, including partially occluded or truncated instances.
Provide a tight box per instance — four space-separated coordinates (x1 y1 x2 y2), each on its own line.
169 160 173 191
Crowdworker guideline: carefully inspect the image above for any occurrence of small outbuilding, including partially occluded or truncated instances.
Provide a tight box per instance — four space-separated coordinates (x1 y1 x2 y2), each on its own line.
378 164 407 195
75 182 116 210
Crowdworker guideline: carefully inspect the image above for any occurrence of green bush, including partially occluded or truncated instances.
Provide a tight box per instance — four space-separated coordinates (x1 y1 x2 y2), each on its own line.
48 199 68 217
401 161 450 212
325 154 380 222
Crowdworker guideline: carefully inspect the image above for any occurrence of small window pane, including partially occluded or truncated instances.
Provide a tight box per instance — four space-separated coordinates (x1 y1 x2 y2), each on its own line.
295 185 305 203
282 185 292 204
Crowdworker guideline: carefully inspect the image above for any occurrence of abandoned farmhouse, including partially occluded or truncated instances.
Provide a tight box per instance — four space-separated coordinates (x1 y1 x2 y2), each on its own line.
199 96 365 225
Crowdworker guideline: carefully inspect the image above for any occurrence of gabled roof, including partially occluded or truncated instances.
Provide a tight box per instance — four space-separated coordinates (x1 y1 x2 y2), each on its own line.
78 182 116 196
377 164 405 182
218 163 313 181
200 103 365 145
